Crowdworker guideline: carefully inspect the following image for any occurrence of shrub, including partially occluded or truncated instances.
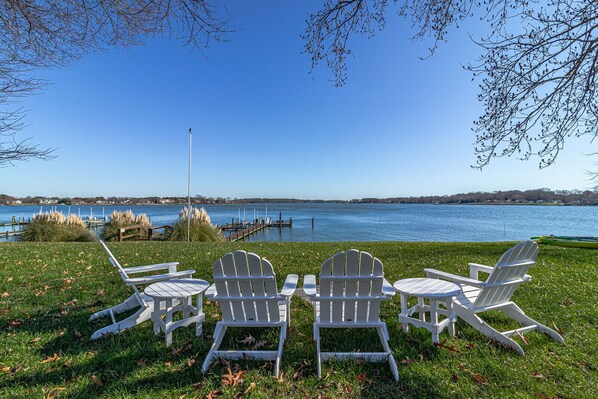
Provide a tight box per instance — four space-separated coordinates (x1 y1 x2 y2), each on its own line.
101 210 151 241
20 212 95 242
169 207 223 242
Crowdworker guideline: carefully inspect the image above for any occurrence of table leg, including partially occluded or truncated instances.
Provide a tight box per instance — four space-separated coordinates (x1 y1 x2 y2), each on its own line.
447 296 456 337
165 299 173 347
400 293 409 333
152 299 161 335
195 293 203 336
418 297 426 322
430 299 439 343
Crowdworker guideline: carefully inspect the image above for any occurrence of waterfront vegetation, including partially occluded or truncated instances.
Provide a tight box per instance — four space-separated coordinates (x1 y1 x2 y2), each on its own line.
20 212 94 243
101 210 151 242
0 241 596 398
168 207 224 242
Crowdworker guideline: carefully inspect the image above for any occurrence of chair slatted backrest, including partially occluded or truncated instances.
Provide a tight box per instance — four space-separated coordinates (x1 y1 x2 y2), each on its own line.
319 250 385 323
99 240 131 281
99 240 146 305
213 250 281 323
473 241 539 309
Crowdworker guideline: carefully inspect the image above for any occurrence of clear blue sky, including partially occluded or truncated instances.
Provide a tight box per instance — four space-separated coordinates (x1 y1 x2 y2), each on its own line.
1 1 595 200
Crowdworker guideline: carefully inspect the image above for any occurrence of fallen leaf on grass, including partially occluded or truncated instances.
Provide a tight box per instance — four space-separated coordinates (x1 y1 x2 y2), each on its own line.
515 331 530 344
74 330 82 338
1 292 9 297
276 371 285 383
9 320 22 328
136 359 148 367
436 339 459 353
30 337 41 343
64 279 73 285
221 365 244 387
41 354 61 364
532 371 546 379
400 355 423 365
96 289 106 296
356 372 373 385
252 340 267 350
164 361 173 367
0 307 10 315
206 390 222 399
91 375 103 386
452 373 459 382
293 360 310 379
239 334 255 345
7 277 12 282
458 364 488 385
187 358 196 367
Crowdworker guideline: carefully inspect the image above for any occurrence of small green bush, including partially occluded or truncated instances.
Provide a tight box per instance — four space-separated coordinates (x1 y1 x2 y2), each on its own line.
20 212 95 242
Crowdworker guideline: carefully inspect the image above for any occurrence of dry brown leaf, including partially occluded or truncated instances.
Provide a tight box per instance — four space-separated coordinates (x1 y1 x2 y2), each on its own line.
187 358 196 367
239 334 255 345
30 337 41 343
1 292 9 297
9 320 22 328
436 339 459 353
206 390 222 399
243 382 256 394
91 375 103 386
252 340 267 350
532 371 546 379
452 373 459 382
356 372 373 385
0 307 10 315
1 366 11 373
164 361 173 367
276 371 285 383
96 289 106 296
64 279 73 285
7 277 13 282
41 354 61 364
221 366 245 387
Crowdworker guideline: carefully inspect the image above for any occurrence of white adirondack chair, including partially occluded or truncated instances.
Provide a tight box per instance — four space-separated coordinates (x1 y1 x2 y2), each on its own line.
201 250 298 377
424 240 564 354
303 250 399 381
89 240 195 340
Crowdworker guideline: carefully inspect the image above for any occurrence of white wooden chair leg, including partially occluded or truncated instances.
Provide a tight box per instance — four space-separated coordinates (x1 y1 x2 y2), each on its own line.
274 326 286 378
376 325 399 382
315 325 322 379
430 299 439 343
89 294 141 321
90 305 153 340
447 299 456 337
202 325 227 373
499 303 565 343
195 293 203 337
455 305 525 355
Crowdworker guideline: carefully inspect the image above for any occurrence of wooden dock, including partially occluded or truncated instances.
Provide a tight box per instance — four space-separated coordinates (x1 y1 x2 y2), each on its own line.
221 218 293 242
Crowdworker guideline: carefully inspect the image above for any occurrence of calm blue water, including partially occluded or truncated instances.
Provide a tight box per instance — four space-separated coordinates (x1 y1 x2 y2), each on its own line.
0 203 594 242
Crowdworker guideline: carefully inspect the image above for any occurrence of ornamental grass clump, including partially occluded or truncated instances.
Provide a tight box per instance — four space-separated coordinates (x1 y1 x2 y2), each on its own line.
101 210 151 241
21 211 94 242
169 206 223 242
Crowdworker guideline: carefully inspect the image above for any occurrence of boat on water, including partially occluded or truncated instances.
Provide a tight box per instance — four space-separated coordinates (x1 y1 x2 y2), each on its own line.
531 235 598 249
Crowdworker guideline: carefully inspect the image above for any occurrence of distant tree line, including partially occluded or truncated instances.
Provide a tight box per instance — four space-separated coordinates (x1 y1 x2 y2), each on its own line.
2 189 598 206
353 189 598 205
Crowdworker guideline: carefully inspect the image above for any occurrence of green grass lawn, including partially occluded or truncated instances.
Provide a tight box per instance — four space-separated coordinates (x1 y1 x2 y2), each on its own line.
0 241 596 398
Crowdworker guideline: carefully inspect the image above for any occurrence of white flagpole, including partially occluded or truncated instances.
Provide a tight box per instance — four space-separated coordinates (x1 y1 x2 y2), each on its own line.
187 128 192 242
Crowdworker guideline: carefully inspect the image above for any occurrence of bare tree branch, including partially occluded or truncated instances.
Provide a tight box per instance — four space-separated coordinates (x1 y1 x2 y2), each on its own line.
0 0 231 166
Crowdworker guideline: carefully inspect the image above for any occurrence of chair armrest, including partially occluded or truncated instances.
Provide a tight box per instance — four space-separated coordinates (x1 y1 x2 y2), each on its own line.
124 262 180 274
204 284 217 299
124 270 195 285
424 268 486 288
382 278 396 297
280 274 299 298
303 274 317 298
468 263 493 280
